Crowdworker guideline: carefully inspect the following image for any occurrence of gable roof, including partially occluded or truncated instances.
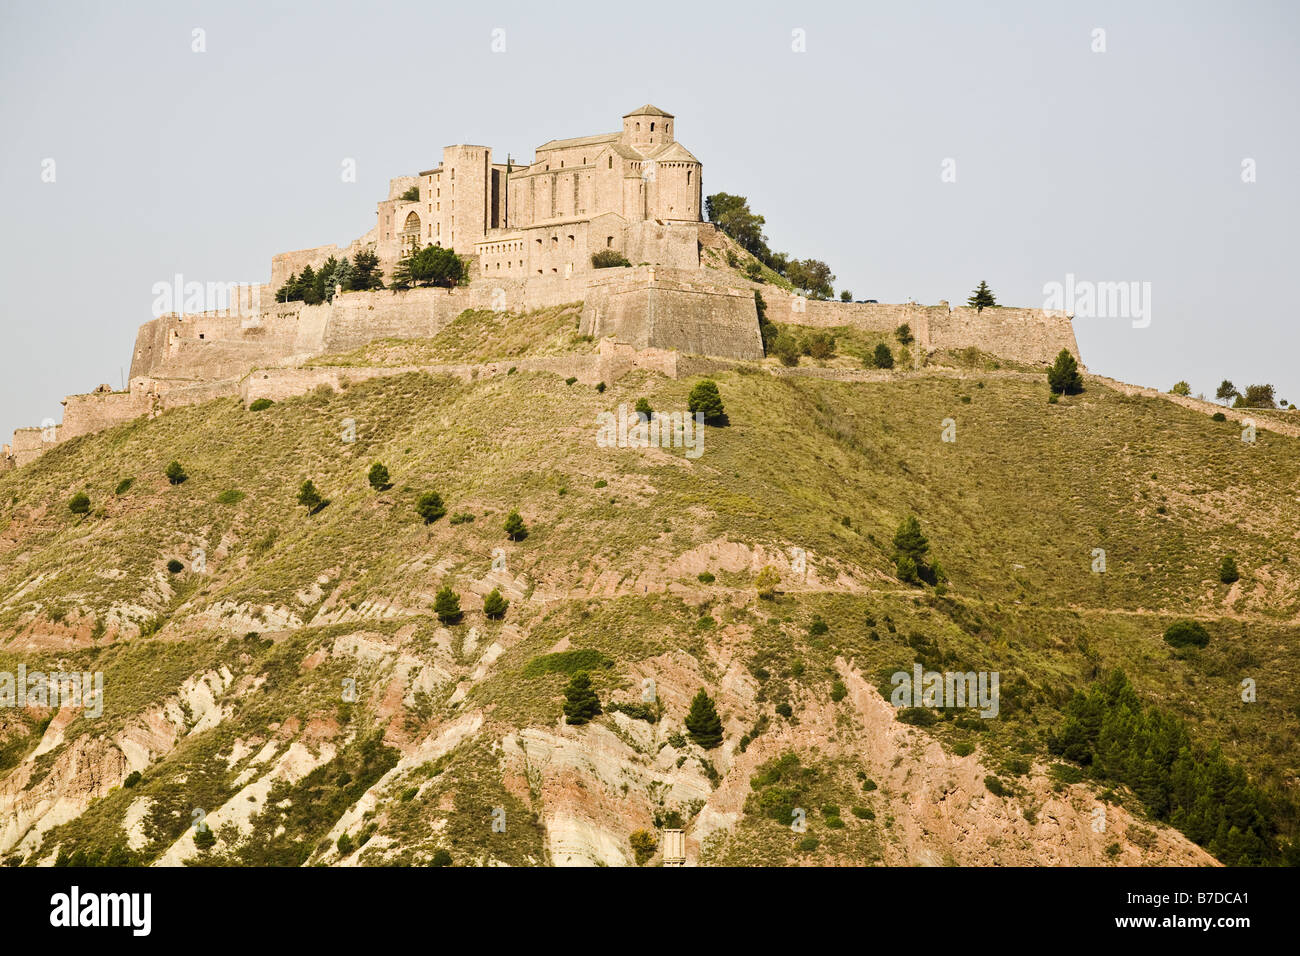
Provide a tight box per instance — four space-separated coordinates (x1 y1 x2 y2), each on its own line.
535 131 621 152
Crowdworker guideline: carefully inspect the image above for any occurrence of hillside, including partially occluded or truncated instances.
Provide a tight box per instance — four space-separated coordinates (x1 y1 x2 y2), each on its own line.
1 332 1297 866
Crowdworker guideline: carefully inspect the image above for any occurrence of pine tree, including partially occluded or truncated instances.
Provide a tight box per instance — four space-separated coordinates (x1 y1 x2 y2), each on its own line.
483 588 509 619
297 479 323 513
562 671 602 724
299 264 322 305
504 510 527 541
1215 380 1238 405
317 255 339 302
687 379 725 423
871 343 894 369
434 585 462 624
967 280 997 310
415 491 445 523
351 249 383 290
276 271 298 302
1047 349 1084 395
332 255 353 294
367 462 390 491
685 689 724 748
165 460 188 485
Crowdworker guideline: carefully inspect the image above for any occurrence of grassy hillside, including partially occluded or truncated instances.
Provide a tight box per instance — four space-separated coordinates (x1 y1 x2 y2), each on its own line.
0 360 1296 866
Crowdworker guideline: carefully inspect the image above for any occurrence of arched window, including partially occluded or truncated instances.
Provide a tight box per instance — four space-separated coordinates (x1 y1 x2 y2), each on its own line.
608 156 613 169
402 211 421 242
650 122 655 132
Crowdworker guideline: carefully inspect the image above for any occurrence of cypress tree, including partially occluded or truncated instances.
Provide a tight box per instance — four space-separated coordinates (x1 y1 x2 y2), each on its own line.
685 689 723 748
563 671 602 725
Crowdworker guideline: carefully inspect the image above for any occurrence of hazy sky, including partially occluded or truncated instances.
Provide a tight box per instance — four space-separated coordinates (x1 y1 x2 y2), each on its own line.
2 0 1297 440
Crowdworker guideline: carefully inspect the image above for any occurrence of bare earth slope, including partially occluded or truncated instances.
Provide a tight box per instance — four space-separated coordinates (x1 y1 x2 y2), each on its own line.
0 355 1295 866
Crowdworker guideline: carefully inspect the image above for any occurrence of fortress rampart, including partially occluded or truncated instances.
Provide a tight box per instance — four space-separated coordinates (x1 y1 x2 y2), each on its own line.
6 260 1081 470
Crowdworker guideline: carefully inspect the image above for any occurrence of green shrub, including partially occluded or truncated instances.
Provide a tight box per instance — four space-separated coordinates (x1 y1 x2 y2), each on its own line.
984 775 1009 797
591 249 631 269
851 805 874 820
830 680 848 703
1163 620 1210 648
164 460 188 485
1211 411 1227 422
114 478 134 495
629 829 657 865
1218 556 1239 584
68 493 90 515
871 343 894 369
428 849 452 867
697 571 715 583
897 707 937 726
249 398 274 412
368 463 391 491
522 649 612 678
772 332 800 366
796 836 819 852
194 827 216 850
449 512 474 524
336 833 354 855
166 559 184 574
216 489 245 505
634 397 652 419
123 771 142 788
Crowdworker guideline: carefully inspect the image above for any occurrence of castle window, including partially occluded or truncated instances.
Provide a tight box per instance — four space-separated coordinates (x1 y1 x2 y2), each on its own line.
608 157 613 169
568 234 575 247
687 170 692 184
650 122 655 132
451 168 455 180
607 236 613 247
635 122 640 131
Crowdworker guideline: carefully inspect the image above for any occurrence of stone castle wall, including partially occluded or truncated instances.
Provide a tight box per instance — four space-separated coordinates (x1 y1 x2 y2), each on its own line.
751 284 1080 366
581 267 763 360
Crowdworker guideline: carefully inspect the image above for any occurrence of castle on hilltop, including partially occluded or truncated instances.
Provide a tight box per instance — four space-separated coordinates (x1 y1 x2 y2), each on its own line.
273 104 705 291
2 105 1081 470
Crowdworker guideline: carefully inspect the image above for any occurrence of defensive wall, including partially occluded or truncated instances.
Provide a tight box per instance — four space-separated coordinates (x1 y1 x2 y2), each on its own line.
8 243 1084 469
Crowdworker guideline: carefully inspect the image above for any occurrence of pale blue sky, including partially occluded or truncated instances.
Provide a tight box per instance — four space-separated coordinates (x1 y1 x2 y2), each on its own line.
2 0 1297 439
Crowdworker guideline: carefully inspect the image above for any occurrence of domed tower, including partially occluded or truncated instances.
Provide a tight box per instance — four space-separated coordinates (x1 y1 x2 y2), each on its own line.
621 105 675 149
